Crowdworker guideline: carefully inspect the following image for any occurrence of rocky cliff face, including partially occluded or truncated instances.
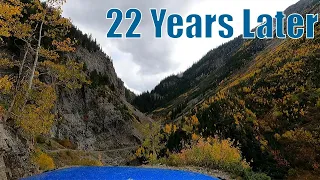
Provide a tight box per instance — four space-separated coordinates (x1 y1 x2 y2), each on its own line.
0 46 151 179
53 47 145 152
0 123 36 179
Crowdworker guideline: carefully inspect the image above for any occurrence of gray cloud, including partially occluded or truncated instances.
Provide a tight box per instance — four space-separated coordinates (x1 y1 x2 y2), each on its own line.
63 0 298 93
63 0 194 77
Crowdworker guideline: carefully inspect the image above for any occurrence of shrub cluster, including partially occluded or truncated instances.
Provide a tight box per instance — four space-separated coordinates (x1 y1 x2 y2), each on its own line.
158 137 270 179
32 149 55 171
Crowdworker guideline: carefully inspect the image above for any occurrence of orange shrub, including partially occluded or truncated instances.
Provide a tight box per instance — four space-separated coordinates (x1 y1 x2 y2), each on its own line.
32 149 55 171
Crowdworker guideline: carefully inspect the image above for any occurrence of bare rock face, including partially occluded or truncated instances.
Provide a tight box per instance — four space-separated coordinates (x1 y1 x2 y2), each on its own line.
54 87 141 150
0 123 36 180
0 124 7 180
0 155 6 180
51 47 146 163
71 48 125 97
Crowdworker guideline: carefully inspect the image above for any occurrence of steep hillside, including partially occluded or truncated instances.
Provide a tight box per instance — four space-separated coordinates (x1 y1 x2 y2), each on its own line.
0 29 151 180
133 0 319 119
0 1 151 179
133 0 320 178
52 46 150 160
0 34 151 180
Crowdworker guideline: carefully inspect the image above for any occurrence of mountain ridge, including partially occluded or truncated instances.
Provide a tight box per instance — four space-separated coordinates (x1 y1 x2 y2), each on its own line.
133 0 319 117
132 0 320 178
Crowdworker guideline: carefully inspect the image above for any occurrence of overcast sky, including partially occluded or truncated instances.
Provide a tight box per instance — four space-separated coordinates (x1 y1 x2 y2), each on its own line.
62 0 299 94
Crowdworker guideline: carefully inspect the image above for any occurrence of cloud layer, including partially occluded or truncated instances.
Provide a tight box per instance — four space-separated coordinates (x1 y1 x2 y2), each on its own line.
63 0 299 93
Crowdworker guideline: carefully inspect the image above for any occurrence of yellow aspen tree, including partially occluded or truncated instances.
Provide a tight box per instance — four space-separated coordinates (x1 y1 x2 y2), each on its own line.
0 0 23 38
15 81 57 142
0 0 89 141
15 0 89 140
0 75 13 94
25 0 70 95
0 0 24 120
140 122 164 162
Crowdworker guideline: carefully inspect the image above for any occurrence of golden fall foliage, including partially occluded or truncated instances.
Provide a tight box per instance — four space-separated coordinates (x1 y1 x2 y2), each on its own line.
135 122 165 163
41 60 90 89
186 25 320 176
163 123 177 134
32 149 55 171
164 124 172 134
14 81 56 138
52 38 76 52
0 57 14 68
164 137 250 175
0 75 13 94
0 0 23 38
190 115 199 126
191 133 200 141
0 0 90 141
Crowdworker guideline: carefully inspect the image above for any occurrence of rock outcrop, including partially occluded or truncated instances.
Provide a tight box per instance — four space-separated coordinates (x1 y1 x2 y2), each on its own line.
53 47 140 150
52 47 152 164
1 47 152 179
0 123 36 179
